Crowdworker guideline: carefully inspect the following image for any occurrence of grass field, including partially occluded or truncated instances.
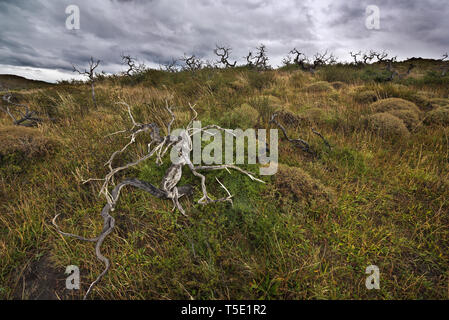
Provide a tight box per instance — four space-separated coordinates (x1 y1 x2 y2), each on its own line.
0 59 448 299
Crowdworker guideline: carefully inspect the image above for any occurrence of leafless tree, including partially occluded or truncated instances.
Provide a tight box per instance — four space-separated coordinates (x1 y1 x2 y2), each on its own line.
362 51 376 64
214 45 237 68
289 48 310 71
312 50 337 67
121 54 145 76
53 101 264 299
163 58 180 73
245 51 254 68
282 54 292 66
385 56 399 80
349 51 362 65
73 57 101 109
180 54 203 72
440 53 448 76
372 50 390 62
245 44 270 70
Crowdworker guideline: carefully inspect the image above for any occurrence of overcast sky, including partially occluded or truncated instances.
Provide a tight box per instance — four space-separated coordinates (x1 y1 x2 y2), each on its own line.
0 0 448 82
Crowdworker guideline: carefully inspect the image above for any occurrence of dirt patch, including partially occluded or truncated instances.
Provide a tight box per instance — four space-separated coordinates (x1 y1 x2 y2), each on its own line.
12 255 73 300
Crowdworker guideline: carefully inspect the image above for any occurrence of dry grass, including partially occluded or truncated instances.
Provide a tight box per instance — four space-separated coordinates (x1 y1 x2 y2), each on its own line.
0 126 57 161
302 81 335 93
367 112 410 140
424 107 449 126
274 163 334 206
370 98 421 114
1 61 448 300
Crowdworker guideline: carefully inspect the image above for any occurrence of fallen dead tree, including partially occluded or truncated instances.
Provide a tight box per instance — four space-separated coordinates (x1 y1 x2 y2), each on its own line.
53 101 264 299
270 112 331 156
1 93 44 127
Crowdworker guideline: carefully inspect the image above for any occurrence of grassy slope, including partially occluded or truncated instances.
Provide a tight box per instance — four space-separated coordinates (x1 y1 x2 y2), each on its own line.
0 60 448 299
0 74 53 91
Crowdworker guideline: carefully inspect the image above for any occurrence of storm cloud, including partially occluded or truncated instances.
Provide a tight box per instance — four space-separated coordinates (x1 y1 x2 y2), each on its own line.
0 0 448 82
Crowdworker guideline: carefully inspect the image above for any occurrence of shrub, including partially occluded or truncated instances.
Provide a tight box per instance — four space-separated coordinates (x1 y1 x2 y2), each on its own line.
409 93 434 111
274 164 334 207
387 109 420 130
360 68 392 83
424 108 449 126
247 71 275 90
302 81 334 93
354 90 378 104
0 126 57 165
317 65 360 83
367 113 410 140
370 98 421 114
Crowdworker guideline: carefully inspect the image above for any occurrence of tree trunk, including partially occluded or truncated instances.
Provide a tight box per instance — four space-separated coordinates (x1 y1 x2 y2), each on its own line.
91 81 97 109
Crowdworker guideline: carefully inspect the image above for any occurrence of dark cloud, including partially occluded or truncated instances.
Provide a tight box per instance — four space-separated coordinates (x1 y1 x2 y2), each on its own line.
0 0 447 82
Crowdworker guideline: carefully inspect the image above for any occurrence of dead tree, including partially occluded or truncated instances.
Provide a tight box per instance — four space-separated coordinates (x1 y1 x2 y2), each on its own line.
372 50 390 62
120 54 145 76
282 54 292 67
313 51 337 67
245 51 254 68
398 63 415 79
309 50 336 74
269 112 331 156
1 93 43 127
385 57 399 81
440 53 448 76
163 58 180 73
289 48 310 71
53 102 263 299
73 57 101 109
246 44 270 70
349 51 362 65
214 45 237 68
362 51 376 64
180 54 203 72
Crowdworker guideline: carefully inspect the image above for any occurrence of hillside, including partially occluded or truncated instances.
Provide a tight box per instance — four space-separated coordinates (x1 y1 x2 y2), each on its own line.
0 74 52 91
0 60 448 300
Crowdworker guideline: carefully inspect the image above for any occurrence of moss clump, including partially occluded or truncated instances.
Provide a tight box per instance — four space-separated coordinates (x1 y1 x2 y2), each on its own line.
274 164 334 206
367 113 410 140
424 108 449 126
0 126 57 164
302 81 334 93
353 90 378 104
387 109 420 130
370 98 421 114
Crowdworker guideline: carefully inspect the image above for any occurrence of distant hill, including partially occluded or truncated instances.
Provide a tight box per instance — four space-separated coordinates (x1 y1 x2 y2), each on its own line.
0 74 53 91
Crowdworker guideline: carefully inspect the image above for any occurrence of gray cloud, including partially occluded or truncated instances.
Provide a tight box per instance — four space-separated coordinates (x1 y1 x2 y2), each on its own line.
0 0 448 82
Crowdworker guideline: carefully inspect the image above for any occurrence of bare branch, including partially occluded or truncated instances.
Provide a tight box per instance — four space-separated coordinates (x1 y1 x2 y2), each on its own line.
214 45 237 68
